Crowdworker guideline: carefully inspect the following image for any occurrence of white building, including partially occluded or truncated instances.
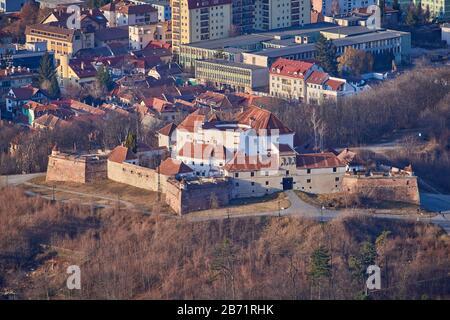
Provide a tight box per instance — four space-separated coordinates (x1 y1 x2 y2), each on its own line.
160 105 347 197
305 70 358 105
101 1 158 27
269 58 359 104
312 0 376 16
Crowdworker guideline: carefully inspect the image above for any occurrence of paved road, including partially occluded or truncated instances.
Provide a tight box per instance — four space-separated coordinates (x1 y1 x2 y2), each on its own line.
1 172 46 185
189 191 450 233
4 173 450 233
420 193 450 212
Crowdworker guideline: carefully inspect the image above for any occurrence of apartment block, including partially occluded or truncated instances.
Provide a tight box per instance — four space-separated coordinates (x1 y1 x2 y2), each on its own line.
312 0 376 16
171 0 233 53
254 0 310 31
232 0 255 34
269 58 319 101
269 58 359 104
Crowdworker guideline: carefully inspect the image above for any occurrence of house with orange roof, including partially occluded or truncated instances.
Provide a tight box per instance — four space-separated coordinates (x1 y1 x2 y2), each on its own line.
269 58 321 101
306 70 358 105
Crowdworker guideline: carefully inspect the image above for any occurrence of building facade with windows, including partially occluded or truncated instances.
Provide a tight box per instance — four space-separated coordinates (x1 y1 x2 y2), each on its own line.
195 59 269 92
159 106 347 198
171 0 233 53
254 0 311 31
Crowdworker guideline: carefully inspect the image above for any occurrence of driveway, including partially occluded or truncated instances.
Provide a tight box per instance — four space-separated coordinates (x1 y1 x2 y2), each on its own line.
420 193 450 212
2 173 46 185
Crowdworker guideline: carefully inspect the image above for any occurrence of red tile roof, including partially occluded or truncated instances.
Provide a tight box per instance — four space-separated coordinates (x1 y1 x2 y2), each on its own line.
236 105 293 135
157 158 193 176
178 142 227 161
158 122 177 136
177 109 206 132
33 114 69 129
270 58 315 79
325 78 345 91
69 60 97 79
296 152 346 169
23 101 58 113
306 71 329 85
224 152 278 172
8 86 40 100
108 145 137 163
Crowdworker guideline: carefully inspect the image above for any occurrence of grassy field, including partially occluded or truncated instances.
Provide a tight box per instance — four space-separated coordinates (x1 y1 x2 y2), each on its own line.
189 192 290 219
25 177 291 218
25 176 171 214
294 190 429 216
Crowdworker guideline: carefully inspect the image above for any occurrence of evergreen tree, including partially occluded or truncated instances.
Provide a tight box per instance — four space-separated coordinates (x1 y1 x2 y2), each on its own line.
38 52 56 85
405 3 419 27
315 34 338 75
38 52 60 99
49 76 61 99
308 245 332 299
348 240 377 282
125 132 137 153
96 65 113 91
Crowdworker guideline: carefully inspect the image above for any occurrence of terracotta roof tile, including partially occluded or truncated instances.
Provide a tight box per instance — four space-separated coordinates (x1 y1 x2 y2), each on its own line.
158 122 177 136
224 152 278 172
270 58 315 79
178 142 228 161
235 105 293 135
157 158 193 176
108 145 137 163
296 152 346 169
306 71 329 85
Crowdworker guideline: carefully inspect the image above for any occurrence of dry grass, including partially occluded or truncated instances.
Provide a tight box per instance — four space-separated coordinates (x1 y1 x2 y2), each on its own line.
189 192 290 218
26 176 173 214
295 190 430 216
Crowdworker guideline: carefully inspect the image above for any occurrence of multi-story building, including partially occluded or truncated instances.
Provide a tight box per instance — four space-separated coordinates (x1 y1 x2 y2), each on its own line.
131 0 172 21
5 85 48 118
269 58 359 104
129 22 170 50
171 0 233 54
0 0 28 13
101 0 159 27
254 0 311 31
130 24 154 50
305 70 358 105
312 0 376 16
269 58 319 100
0 42 55 71
178 23 411 69
25 24 90 63
160 106 347 197
0 66 34 99
195 59 269 93
242 28 411 67
416 0 450 21
232 0 255 34
58 56 97 88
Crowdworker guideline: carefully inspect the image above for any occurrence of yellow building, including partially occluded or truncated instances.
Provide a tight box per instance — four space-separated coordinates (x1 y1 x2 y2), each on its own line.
171 0 232 54
25 24 85 63
58 55 97 89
